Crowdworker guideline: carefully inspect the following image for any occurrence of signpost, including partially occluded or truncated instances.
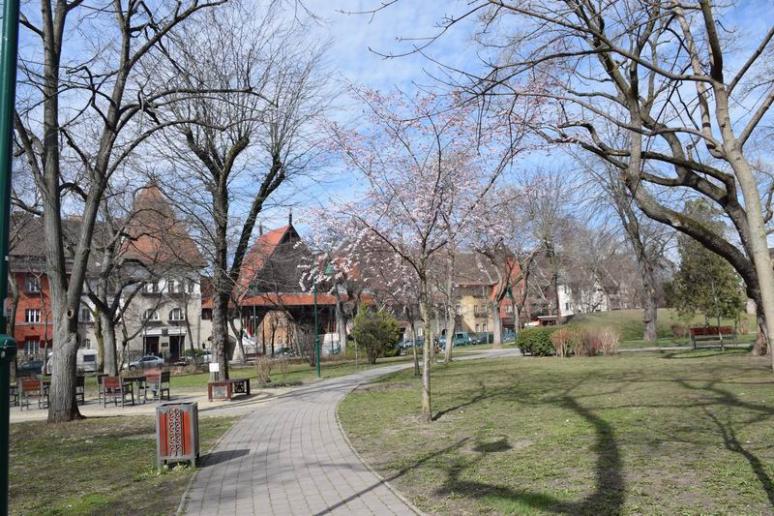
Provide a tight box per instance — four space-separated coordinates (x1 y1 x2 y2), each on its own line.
0 0 19 513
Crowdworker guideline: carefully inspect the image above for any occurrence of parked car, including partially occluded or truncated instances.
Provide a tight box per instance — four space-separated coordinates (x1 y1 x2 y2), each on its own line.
274 347 296 358
17 359 44 376
399 337 423 350
127 355 165 370
439 332 472 349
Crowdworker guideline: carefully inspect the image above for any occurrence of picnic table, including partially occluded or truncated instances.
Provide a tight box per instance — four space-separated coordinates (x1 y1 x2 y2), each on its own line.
208 378 250 401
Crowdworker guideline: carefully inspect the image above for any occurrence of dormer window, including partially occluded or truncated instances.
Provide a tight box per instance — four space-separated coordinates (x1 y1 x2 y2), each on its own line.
25 275 40 294
79 305 93 323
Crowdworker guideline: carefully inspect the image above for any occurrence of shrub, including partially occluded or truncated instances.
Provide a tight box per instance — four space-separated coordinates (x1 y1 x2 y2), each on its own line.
352 306 402 364
517 327 556 356
575 327 620 356
671 324 688 338
550 328 581 357
256 356 273 384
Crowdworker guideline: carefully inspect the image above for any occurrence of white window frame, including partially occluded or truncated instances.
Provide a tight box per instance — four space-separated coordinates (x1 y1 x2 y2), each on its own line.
24 309 41 324
25 275 41 294
79 305 93 323
169 308 184 322
143 309 160 322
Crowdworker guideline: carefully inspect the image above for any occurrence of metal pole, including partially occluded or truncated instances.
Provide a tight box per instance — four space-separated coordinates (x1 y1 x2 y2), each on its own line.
0 0 19 512
314 285 320 378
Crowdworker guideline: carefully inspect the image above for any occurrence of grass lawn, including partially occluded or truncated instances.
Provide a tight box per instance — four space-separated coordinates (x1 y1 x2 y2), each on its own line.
167 354 416 391
568 308 755 342
340 349 774 514
10 415 235 515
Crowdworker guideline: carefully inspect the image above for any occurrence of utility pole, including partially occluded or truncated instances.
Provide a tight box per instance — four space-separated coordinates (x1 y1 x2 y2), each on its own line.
0 0 20 513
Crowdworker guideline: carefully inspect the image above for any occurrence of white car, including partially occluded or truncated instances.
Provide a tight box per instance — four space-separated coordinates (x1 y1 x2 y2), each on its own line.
127 355 165 370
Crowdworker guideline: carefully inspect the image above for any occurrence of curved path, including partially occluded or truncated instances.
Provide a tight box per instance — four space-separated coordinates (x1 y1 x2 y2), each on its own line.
182 349 519 516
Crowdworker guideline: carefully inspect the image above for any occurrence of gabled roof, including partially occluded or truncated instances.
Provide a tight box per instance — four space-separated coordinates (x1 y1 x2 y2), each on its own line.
235 225 295 295
121 184 205 269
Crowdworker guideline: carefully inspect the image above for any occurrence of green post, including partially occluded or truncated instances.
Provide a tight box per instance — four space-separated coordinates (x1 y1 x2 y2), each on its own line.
314 284 320 378
0 0 19 513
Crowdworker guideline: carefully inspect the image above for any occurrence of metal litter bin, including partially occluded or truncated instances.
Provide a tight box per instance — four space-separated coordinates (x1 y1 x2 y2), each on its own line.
156 401 199 468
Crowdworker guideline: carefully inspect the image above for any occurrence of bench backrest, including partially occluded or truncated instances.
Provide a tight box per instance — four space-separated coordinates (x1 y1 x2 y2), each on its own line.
19 378 41 393
160 371 170 384
690 326 734 336
103 376 121 390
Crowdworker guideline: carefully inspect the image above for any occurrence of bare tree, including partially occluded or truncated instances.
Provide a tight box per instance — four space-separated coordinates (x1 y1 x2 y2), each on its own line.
375 1 774 361
14 0 228 422
149 4 326 381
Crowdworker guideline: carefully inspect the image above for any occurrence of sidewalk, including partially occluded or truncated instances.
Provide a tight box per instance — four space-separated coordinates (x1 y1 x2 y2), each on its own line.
183 349 521 516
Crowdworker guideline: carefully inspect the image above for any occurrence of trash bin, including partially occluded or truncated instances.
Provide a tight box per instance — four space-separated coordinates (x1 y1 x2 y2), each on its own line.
156 401 199 468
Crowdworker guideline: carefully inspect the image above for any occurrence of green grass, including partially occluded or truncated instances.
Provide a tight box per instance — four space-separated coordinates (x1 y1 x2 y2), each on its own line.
167 354 416 391
10 415 235 515
340 350 774 514
567 308 754 342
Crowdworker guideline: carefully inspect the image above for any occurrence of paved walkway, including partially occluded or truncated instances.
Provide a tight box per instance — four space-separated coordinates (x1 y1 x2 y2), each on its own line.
182 349 520 516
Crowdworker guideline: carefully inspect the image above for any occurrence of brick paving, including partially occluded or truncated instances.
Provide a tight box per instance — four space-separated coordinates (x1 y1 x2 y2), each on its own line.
183 363 419 515
182 349 521 516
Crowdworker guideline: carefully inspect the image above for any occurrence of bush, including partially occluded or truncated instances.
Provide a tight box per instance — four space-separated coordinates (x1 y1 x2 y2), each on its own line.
352 307 402 364
256 356 273 384
575 327 620 356
517 327 556 356
671 324 688 338
550 328 580 357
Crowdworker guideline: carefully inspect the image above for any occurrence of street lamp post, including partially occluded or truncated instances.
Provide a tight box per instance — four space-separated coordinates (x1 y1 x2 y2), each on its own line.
0 0 20 513
314 283 320 378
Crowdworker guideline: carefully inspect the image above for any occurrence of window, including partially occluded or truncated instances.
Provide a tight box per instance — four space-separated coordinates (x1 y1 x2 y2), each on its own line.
505 304 514 314
23 338 39 354
143 309 160 322
168 278 182 294
475 323 480 333
565 302 570 311
455 304 462 315
83 339 91 349
82 353 95 362
25 275 40 294
143 281 159 294
201 308 212 320
187 279 196 294
24 309 40 323
79 305 93 323
482 323 488 333
169 308 184 322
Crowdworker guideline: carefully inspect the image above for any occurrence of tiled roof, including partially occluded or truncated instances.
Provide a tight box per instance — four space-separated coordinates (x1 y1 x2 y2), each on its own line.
121 185 205 269
235 226 292 295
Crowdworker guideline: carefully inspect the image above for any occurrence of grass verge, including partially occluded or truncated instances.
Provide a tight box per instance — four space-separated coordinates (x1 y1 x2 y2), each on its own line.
10 415 235 515
340 349 774 514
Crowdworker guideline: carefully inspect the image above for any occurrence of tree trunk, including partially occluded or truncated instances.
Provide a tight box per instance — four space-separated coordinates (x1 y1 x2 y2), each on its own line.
335 297 348 354
419 294 433 423
443 306 456 364
211 291 230 381
100 312 118 376
410 319 420 377
492 299 503 348
47 312 82 423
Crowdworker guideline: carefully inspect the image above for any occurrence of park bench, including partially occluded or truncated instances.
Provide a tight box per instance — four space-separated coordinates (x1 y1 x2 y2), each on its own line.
75 375 85 405
18 377 46 410
208 378 251 401
102 376 135 407
689 326 736 350
140 370 171 402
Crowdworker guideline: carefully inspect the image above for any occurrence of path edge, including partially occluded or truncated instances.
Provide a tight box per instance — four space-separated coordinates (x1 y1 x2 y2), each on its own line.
176 410 251 515
334 376 427 516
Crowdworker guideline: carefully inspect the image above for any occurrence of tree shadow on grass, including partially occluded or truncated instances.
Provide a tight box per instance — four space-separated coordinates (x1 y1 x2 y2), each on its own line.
434 395 624 515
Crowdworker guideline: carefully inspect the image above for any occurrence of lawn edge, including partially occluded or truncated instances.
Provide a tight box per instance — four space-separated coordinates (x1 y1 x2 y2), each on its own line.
335 382 427 516
175 413 246 515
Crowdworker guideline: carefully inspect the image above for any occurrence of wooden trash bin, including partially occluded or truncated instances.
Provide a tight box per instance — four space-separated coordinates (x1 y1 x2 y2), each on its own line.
156 402 199 468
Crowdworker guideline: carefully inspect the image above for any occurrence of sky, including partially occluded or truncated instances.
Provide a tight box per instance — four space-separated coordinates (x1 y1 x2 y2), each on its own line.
261 1 491 230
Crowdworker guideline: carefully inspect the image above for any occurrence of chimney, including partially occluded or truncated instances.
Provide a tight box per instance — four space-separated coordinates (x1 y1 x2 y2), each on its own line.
259 223 263 236
288 209 293 227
